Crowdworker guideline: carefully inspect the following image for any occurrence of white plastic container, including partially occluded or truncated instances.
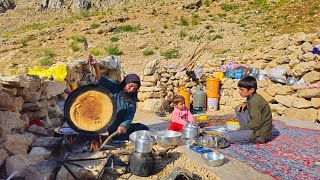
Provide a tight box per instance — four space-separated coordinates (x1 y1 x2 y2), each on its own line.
207 98 219 111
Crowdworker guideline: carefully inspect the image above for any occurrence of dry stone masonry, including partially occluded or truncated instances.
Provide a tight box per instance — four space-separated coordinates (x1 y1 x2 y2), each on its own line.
138 32 320 122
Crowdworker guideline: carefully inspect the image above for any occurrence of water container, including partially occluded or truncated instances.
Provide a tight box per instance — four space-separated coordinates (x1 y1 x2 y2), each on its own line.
193 86 206 110
206 78 220 95
177 86 190 109
207 93 219 111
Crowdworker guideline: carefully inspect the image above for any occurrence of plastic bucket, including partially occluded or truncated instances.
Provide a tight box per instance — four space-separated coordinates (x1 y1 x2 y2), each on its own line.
207 93 219 111
206 78 220 97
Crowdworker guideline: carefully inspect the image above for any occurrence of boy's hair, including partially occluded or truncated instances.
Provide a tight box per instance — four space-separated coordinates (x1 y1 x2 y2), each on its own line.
172 95 185 105
238 76 257 91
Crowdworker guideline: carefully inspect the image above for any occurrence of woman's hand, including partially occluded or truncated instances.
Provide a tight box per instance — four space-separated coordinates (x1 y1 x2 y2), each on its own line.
117 126 127 135
86 55 97 65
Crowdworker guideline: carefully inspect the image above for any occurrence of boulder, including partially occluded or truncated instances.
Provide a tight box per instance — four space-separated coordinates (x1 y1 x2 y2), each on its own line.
6 154 44 178
302 71 320 83
0 75 28 88
292 61 316 76
142 75 158 83
4 134 29 155
29 147 52 159
138 99 163 111
138 92 162 101
284 108 318 121
0 149 9 166
297 89 320 98
0 92 13 109
47 81 67 97
8 96 24 112
25 160 58 180
275 85 294 95
28 125 48 136
275 95 294 107
72 0 91 11
292 97 312 109
31 137 62 149
311 98 320 108
182 0 202 9
143 59 159 75
1 87 17 96
0 0 15 13
0 111 27 135
270 104 287 115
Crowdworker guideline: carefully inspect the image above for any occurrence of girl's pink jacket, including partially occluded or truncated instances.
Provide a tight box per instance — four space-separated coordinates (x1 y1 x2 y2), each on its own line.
171 107 195 126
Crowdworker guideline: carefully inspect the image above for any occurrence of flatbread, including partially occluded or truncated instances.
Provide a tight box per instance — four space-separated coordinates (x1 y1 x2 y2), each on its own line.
70 90 114 131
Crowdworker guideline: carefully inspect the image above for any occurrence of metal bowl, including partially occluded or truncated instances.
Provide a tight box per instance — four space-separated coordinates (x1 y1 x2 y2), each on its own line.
256 74 266 80
287 77 299 86
155 130 182 147
271 77 287 84
129 130 155 144
201 152 225 167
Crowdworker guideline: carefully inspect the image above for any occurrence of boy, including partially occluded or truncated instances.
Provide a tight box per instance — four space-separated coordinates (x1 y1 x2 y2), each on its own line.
168 95 195 132
224 76 272 144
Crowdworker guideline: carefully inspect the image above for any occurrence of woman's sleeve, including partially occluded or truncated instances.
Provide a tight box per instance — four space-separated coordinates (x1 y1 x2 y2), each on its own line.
99 76 119 93
120 104 136 129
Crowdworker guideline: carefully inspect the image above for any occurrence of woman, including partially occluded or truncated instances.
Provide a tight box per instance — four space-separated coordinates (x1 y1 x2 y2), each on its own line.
88 55 149 140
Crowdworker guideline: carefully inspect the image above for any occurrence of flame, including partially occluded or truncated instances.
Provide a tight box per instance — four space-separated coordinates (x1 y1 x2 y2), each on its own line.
90 140 99 151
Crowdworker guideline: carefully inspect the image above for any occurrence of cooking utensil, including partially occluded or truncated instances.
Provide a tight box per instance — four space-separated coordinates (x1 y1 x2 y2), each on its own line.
182 123 199 139
129 130 155 144
155 130 182 147
135 133 154 153
287 77 299 86
201 151 225 167
64 84 117 135
271 77 287 84
250 68 259 74
54 127 78 135
256 74 266 80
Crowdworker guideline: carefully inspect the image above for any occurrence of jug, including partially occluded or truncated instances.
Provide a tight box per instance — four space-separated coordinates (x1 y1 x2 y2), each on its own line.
193 86 206 110
177 86 190 109
182 123 199 139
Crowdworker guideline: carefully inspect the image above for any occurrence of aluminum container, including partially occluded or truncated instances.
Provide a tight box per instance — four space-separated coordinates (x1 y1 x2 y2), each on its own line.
155 130 182 147
182 123 199 139
135 133 154 153
202 152 225 167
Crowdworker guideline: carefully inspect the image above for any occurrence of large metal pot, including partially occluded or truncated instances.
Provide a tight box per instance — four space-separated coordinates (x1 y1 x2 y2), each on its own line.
182 123 199 139
135 133 154 153
64 84 117 135
155 130 182 147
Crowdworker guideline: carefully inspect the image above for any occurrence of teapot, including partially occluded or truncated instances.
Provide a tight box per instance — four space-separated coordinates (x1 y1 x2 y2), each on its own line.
135 133 153 153
182 123 199 139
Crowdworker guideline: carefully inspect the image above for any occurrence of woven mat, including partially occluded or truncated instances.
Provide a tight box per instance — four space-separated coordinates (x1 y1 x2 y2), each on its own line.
217 119 320 180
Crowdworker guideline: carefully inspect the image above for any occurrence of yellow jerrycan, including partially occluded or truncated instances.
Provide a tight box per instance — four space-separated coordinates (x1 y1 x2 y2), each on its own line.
177 86 190 109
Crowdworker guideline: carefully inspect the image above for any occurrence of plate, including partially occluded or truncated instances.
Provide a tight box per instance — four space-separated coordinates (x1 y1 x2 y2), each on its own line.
203 126 229 133
54 127 78 135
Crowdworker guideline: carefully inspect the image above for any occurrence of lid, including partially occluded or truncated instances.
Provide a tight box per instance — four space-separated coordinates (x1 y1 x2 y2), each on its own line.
198 115 208 121
136 133 153 144
184 123 198 129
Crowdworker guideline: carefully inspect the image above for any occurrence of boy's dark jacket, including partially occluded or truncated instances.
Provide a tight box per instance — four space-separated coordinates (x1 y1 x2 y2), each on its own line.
239 93 272 140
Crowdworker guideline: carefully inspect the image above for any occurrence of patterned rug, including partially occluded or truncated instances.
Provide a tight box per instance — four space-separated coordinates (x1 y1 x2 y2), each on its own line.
218 120 320 180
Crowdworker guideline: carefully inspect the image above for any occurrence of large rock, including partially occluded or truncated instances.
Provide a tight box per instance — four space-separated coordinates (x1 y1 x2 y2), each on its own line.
257 90 276 103
0 75 28 87
311 98 320 108
0 92 12 109
8 96 24 112
138 99 163 111
19 74 41 92
25 160 59 180
284 108 318 121
29 147 52 159
275 85 294 95
302 71 320 83
292 61 316 76
182 0 202 9
40 0 63 10
1 87 17 96
266 84 280 97
275 95 294 107
0 149 9 166
139 86 163 92
143 59 159 75
72 0 91 11
6 154 44 178
142 75 158 83
0 111 27 134
47 81 67 97
292 97 312 109
297 89 320 98
138 92 162 101
31 137 62 149
4 134 29 155
270 104 287 115
301 42 313 52
28 124 48 136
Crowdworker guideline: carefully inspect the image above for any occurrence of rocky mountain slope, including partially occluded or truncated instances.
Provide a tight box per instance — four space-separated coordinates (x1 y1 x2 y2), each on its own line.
0 0 319 76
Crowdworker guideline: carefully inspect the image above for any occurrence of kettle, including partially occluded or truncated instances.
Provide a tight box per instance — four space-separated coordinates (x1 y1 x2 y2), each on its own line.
182 123 199 139
135 133 154 153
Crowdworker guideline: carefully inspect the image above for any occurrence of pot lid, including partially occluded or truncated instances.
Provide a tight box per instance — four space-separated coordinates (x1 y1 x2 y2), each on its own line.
136 133 153 144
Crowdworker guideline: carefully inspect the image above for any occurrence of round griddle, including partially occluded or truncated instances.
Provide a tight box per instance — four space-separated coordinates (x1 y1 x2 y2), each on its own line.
64 84 117 135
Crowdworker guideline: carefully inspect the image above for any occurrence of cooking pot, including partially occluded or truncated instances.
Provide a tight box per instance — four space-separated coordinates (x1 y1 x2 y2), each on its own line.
182 123 199 139
135 133 154 153
64 84 117 135
250 68 259 74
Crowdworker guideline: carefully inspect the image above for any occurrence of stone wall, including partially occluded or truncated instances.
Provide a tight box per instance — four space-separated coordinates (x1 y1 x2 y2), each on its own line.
138 32 320 122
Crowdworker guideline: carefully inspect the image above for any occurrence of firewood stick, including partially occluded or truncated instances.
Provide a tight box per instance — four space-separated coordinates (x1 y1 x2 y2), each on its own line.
98 132 119 151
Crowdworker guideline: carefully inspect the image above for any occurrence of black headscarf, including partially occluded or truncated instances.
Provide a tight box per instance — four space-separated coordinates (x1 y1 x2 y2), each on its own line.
119 74 141 104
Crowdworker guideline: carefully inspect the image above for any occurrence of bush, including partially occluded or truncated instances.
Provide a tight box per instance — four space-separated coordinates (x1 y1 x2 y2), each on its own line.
39 57 53 66
89 48 101 56
105 45 123 55
110 37 119 42
20 35 37 46
221 3 238 11
70 35 86 43
69 42 80 52
114 25 139 33
180 17 189 26
91 22 101 29
161 48 180 59
143 49 155 56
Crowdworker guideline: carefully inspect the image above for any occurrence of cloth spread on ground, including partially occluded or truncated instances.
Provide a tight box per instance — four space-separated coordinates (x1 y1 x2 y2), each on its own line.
219 120 320 180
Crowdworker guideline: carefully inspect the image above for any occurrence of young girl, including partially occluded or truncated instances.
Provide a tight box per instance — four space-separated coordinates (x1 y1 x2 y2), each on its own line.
168 95 195 132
